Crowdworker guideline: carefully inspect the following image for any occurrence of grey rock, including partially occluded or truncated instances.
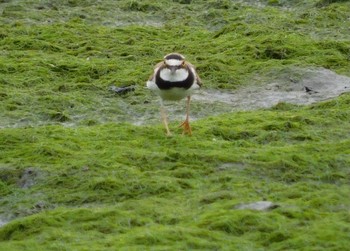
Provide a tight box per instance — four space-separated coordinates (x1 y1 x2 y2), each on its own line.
235 201 279 211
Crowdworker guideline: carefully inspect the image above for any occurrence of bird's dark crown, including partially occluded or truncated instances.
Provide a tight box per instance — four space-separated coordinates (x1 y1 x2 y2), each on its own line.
164 53 185 61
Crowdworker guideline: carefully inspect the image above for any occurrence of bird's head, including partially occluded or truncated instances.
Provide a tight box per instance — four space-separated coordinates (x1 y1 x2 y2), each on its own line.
163 53 186 75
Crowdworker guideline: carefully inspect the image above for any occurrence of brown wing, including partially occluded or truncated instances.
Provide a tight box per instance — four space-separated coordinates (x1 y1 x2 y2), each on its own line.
148 61 165 81
187 62 202 87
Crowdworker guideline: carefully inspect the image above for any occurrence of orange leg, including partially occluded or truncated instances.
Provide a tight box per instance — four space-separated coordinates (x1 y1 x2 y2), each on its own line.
179 96 192 135
160 100 172 136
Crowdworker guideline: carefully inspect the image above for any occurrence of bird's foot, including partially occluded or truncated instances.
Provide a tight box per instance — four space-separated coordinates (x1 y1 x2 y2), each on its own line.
179 120 192 136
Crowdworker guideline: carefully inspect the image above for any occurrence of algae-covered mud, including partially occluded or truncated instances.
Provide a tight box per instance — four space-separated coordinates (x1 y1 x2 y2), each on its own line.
1 0 350 250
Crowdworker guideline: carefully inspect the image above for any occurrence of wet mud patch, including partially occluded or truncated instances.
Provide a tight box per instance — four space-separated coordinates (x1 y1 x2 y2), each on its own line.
194 67 350 111
144 67 350 124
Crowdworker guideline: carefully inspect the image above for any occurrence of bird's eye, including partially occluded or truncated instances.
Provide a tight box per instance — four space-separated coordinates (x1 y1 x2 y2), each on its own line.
182 61 185 66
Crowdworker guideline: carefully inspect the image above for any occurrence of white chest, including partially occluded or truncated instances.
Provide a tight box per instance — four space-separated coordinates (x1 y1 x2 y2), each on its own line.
159 68 189 82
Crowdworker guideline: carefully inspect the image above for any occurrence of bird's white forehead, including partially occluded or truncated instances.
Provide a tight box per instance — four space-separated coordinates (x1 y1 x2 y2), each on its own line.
165 59 182 66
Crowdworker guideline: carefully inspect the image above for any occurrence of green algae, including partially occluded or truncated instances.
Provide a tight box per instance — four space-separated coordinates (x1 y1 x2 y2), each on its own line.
1 0 350 250
1 94 350 249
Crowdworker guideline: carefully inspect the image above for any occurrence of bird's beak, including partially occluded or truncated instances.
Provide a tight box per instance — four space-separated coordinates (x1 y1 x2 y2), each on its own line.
169 66 177 74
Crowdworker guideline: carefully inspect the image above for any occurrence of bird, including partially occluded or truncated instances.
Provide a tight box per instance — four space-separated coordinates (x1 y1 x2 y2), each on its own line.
147 53 202 136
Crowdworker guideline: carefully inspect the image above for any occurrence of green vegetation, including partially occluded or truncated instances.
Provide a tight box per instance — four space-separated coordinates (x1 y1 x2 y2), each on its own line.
0 0 350 250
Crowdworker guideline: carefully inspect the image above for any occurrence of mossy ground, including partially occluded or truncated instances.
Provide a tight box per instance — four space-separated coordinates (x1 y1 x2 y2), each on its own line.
0 0 350 250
